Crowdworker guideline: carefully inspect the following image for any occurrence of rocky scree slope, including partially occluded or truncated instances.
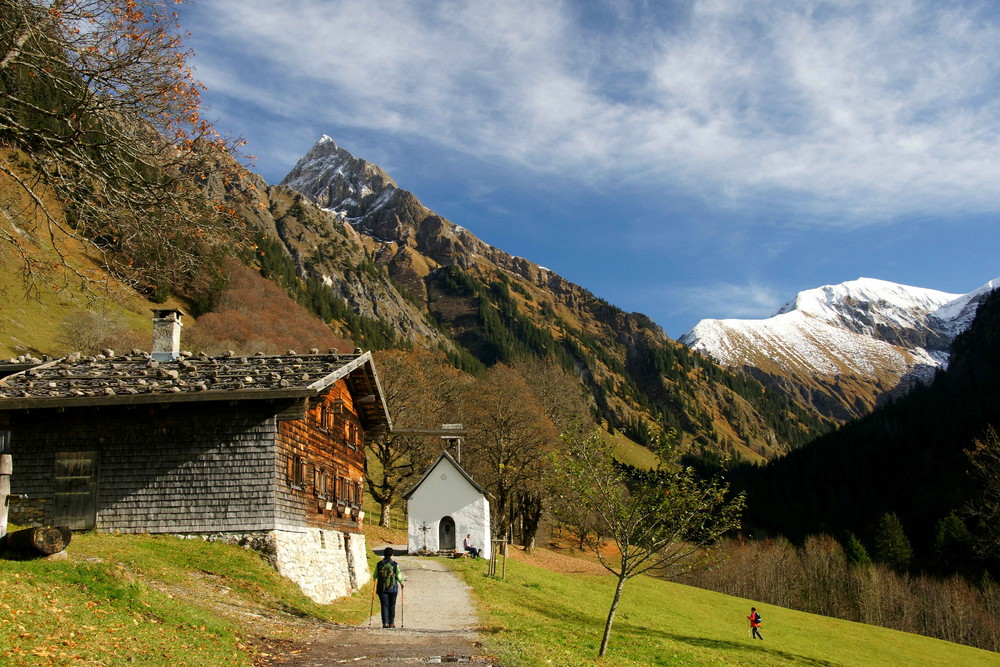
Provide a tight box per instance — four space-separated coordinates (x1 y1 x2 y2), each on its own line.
277 136 826 460
681 277 998 422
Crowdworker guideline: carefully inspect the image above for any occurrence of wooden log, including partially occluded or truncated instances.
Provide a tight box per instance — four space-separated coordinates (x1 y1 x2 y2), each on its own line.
3 526 72 555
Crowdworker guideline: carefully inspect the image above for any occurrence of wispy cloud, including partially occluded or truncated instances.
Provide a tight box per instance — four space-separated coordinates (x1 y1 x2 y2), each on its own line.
187 0 1000 224
670 282 785 323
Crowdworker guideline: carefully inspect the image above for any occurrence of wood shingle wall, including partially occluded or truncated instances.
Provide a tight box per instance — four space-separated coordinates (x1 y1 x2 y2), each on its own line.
6 402 279 533
276 381 365 532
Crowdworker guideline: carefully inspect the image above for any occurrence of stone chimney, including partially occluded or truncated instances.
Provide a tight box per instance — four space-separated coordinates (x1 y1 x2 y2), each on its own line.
151 309 183 361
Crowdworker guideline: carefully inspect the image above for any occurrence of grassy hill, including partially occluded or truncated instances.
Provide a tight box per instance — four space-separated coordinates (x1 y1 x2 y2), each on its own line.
448 551 998 666
2 529 995 666
0 529 374 666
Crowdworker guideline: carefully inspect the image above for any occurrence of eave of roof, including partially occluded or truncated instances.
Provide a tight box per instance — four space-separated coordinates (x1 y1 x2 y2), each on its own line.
0 351 391 432
402 450 490 500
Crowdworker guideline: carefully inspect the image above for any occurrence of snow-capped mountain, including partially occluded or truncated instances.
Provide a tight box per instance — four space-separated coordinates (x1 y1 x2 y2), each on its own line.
680 278 998 421
276 135 833 459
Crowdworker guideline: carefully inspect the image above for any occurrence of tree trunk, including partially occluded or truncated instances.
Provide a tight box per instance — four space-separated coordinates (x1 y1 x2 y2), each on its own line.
519 492 543 554
599 575 628 657
380 501 392 528
3 526 72 556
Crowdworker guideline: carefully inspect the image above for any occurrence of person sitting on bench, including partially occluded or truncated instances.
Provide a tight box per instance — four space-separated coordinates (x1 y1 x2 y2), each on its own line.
463 534 480 558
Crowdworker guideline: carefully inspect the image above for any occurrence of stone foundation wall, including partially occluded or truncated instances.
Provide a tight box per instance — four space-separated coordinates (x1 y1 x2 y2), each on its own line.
175 528 370 605
272 527 371 604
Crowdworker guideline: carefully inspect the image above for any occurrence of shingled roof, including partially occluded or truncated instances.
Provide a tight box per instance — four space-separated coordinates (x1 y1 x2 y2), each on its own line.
0 350 391 432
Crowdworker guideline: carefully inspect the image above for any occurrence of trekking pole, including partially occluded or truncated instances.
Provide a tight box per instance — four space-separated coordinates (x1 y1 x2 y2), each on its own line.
400 585 405 628
367 578 376 627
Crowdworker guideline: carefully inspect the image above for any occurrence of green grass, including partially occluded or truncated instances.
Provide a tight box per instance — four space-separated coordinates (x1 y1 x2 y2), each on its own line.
446 556 1000 666
0 531 376 666
606 430 660 470
0 240 162 359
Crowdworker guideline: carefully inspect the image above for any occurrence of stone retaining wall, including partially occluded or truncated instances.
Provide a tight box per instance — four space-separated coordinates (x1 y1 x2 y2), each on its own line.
176 528 370 604
272 527 371 604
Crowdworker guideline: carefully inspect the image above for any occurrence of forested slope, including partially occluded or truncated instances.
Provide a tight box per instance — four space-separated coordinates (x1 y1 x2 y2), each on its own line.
735 287 1000 567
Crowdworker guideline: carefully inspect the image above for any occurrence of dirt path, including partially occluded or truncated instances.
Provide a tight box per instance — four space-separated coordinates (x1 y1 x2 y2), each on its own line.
272 556 497 666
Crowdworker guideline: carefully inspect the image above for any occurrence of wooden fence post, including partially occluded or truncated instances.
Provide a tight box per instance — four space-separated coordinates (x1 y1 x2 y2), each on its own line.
1 430 11 540
0 452 10 540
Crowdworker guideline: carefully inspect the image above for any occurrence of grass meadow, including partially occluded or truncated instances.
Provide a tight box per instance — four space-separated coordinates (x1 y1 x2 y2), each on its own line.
447 553 1000 666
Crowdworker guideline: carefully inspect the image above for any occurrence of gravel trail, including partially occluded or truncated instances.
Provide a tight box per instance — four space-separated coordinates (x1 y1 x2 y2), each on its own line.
273 556 497 666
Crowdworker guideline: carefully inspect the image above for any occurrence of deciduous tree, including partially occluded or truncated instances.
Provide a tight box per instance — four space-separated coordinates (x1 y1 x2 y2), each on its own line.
366 350 467 527
463 364 559 540
554 432 744 657
0 0 249 293
965 426 1000 558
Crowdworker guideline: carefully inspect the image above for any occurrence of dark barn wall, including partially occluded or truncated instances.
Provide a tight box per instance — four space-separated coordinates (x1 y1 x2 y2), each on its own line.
276 380 366 533
7 402 278 533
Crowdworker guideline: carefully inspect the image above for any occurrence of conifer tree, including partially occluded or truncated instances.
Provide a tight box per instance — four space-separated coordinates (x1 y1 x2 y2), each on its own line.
872 512 913 574
843 531 873 567
932 512 975 575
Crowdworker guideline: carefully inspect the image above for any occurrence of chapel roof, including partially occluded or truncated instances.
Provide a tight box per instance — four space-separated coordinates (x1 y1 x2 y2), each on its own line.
402 449 490 500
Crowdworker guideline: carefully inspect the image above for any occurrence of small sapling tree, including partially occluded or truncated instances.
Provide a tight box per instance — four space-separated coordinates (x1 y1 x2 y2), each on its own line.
554 431 744 657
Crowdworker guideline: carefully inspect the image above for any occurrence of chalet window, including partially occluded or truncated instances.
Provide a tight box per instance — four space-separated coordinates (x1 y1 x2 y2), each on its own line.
313 467 322 496
290 455 306 489
316 469 329 499
319 405 329 431
348 422 359 448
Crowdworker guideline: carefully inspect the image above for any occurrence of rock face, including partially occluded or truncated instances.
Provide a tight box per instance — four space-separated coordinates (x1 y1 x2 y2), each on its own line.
282 135 397 218
681 278 999 421
272 136 830 460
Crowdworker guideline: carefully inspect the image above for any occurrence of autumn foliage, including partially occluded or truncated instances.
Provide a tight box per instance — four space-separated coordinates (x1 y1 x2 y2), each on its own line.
0 0 252 294
186 263 352 355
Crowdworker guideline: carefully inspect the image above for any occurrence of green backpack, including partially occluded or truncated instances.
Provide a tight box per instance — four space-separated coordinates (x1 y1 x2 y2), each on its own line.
377 560 398 590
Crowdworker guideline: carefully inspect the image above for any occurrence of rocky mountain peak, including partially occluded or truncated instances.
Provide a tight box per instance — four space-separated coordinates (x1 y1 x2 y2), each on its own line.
280 137 397 218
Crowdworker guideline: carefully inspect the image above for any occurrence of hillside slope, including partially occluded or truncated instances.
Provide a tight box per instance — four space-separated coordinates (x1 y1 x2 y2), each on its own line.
277 136 827 459
0 133 827 461
735 286 1000 559
449 550 997 666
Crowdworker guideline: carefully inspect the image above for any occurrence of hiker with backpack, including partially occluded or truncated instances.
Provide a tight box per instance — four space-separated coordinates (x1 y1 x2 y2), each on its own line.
375 547 404 628
748 607 763 640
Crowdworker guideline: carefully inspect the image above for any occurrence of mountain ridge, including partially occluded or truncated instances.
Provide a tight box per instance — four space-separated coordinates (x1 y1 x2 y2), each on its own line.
274 136 828 460
681 277 998 421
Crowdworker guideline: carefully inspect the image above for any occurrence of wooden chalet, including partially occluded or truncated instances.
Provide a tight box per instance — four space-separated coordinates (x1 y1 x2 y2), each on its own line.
0 310 392 603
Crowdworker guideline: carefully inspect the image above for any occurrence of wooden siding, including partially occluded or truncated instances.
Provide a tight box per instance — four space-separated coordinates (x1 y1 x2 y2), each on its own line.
276 380 366 533
7 402 279 533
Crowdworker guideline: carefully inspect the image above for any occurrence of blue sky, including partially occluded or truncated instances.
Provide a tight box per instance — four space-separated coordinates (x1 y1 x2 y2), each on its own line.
181 0 1000 338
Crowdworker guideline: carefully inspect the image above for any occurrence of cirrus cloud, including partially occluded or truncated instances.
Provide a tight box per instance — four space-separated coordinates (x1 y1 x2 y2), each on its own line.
186 0 1000 224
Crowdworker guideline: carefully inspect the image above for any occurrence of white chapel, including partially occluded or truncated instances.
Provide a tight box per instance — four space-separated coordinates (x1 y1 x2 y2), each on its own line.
403 450 491 558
